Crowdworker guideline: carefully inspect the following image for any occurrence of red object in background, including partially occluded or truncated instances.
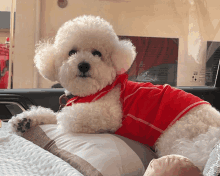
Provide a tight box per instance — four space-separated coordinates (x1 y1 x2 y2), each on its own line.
0 44 9 89
119 36 178 77
6 37 9 43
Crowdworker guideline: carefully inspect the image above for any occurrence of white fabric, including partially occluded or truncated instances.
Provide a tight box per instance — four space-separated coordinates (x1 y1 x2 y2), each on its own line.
203 141 220 176
0 122 83 176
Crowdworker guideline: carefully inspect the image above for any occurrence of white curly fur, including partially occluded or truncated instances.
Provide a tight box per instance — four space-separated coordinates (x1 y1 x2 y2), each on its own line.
57 85 123 134
58 51 116 96
8 15 220 172
155 104 220 170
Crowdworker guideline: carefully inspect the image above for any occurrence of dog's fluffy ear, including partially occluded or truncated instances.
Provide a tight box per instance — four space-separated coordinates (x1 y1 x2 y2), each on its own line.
111 40 136 75
34 41 57 81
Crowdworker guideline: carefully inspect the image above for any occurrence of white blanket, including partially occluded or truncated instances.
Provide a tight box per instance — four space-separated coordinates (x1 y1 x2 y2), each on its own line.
0 122 83 176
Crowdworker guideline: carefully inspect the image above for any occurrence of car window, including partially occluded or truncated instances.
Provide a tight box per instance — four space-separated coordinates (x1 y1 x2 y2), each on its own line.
0 0 220 89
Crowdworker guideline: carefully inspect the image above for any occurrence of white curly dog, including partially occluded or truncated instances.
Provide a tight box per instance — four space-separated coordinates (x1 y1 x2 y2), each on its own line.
8 15 220 171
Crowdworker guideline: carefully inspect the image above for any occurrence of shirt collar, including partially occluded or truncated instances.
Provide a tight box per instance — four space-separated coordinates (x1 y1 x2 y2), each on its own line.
66 73 128 105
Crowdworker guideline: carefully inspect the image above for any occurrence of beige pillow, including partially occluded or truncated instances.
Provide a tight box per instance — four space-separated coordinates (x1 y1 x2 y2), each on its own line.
144 155 203 176
23 124 158 176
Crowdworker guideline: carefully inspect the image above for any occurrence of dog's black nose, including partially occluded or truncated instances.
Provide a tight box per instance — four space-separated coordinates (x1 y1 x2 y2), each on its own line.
78 62 90 73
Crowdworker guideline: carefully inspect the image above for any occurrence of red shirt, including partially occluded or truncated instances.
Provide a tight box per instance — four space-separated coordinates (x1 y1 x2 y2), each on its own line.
66 73 211 146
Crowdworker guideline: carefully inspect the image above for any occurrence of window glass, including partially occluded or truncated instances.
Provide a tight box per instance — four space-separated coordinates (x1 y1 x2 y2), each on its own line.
0 103 24 121
120 36 179 86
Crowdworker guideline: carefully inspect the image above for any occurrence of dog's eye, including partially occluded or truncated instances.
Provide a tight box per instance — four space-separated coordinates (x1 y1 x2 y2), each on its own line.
69 50 77 56
92 50 102 57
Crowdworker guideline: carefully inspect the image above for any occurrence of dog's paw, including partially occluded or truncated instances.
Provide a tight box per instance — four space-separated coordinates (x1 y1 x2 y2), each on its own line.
17 118 32 133
8 106 57 135
8 115 33 134
13 118 31 133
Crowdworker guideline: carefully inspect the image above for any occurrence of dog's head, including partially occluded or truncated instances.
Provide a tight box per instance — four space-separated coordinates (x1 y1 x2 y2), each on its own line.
34 15 136 96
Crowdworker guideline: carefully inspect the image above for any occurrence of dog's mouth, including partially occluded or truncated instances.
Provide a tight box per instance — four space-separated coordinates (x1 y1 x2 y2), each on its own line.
77 72 91 78
79 75 90 78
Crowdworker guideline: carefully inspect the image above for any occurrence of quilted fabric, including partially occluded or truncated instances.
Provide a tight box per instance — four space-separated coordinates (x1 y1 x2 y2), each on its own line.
203 141 220 176
0 122 82 176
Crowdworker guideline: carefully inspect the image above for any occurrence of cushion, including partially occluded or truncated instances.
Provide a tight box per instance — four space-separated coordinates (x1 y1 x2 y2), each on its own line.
23 124 158 176
144 155 203 176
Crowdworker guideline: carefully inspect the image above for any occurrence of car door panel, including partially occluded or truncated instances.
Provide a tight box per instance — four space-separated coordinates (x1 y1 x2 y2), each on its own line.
0 87 219 122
